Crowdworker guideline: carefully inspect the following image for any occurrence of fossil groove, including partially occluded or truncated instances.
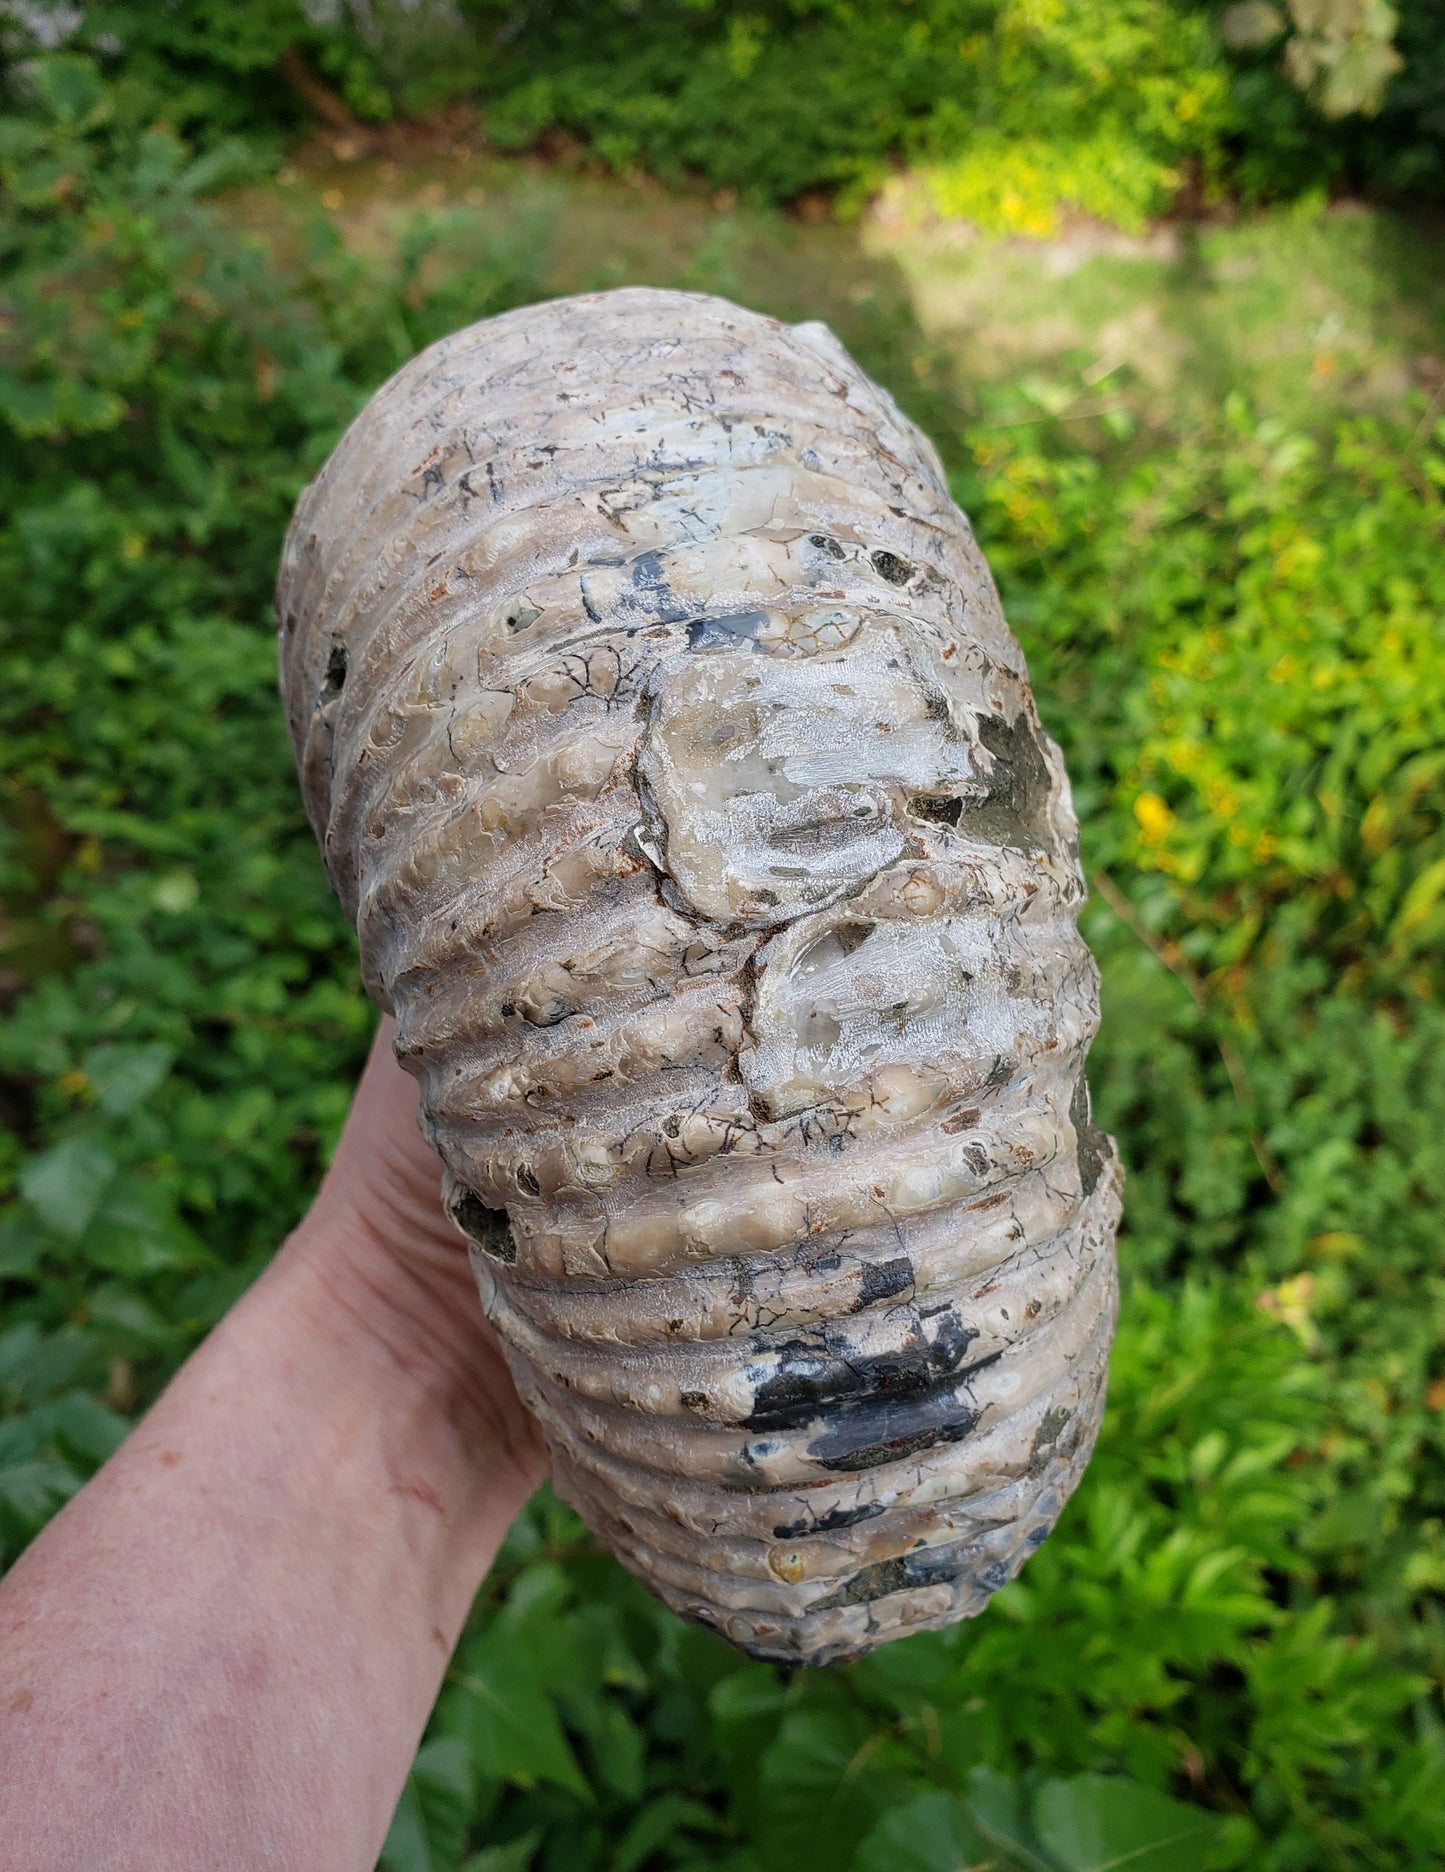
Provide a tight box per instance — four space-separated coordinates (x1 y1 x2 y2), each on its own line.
278 287 1121 1664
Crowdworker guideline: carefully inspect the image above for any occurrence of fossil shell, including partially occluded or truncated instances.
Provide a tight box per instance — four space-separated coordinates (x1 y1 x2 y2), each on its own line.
278 288 1121 1665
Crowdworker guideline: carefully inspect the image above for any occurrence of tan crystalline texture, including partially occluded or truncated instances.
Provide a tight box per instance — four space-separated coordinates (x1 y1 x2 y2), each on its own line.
277 288 1122 1666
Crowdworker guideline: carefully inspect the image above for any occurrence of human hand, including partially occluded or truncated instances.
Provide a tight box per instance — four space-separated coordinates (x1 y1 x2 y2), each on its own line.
295 1013 548 1491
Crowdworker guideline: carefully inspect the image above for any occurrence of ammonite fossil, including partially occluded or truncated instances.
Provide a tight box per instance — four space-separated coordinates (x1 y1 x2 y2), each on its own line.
277 288 1121 1665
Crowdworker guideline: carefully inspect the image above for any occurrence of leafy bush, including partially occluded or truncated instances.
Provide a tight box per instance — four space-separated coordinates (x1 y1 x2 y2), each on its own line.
959 398 1445 1864
0 46 548 1529
9 0 1445 232
467 0 1232 232
4 45 1445 1872
468 0 1445 213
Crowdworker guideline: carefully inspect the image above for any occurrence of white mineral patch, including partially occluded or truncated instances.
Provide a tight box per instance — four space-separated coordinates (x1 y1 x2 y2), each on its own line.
638 625 969 927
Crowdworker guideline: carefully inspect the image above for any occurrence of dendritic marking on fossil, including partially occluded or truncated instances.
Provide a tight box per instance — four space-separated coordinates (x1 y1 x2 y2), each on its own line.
277 287 1121 1665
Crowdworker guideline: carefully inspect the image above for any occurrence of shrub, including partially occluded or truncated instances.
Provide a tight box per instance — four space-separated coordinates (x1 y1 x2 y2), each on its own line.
7 2 1445 229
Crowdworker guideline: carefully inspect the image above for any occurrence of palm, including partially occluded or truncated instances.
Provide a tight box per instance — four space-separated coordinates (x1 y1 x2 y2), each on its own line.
313 1015 545 1473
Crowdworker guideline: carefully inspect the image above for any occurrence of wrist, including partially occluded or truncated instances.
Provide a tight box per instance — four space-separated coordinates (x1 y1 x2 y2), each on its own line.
273 1199 548 1570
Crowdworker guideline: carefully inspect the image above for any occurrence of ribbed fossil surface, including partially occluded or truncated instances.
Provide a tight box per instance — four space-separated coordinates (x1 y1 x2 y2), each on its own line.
277 287 1121 1665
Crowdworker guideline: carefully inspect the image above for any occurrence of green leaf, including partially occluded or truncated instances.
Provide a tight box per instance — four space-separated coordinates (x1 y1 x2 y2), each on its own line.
176 138 257 197
1032 1775 1222 1872
0 1209 47 1281
381 1737 473 1872
151 870 200 915
30 55 105 129
83 1043 174 1117
18 1139 115 1243
614 1795 726 1872
82 1173 206 1277
708 1666 789 1726
965 1768 1062 1872
579 1697 645 1800
60 809 197 858
0 1456 80 1521
84 1286 175 1349
0 1323 91 1403
461 1830 540 1872
36 1393 129 1468
756 1710 896 1872
855 1791 992 1872
452 1641 591 1802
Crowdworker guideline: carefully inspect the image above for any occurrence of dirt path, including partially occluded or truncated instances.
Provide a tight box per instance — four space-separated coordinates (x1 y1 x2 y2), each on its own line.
233 126 1445 435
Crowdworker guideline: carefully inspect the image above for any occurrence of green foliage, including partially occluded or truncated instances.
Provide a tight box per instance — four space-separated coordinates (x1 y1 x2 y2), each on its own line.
3 43 1445 1872
436 0 1445 216
6 0 1445 230
457 0 1445 213
1 0 393 138
377 1467 1250 1872
465 0 1231 231
0 46 548 1555
1214 0 1445 200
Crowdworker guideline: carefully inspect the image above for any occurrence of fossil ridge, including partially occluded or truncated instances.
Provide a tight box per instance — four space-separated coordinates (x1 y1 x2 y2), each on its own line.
278 287 1122 1664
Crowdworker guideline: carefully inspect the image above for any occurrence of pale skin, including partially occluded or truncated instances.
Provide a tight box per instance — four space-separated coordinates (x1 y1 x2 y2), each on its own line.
0 1016 548 1872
